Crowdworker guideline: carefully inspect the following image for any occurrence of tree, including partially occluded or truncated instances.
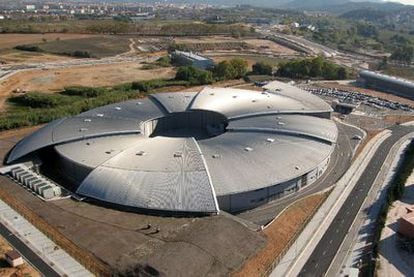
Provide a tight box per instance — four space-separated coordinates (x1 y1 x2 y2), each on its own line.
229 58 248 78
213 58 248 80
175 66 213 85
252 62 273 75
276 57 348 80
390 45 414 64
337 67 348 80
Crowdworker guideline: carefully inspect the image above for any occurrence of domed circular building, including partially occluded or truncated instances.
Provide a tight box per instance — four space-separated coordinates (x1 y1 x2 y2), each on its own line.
6 81 337 214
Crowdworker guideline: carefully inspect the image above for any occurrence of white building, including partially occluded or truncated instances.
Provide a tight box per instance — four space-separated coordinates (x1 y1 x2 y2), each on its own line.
26 5 36 11
5 250 24 267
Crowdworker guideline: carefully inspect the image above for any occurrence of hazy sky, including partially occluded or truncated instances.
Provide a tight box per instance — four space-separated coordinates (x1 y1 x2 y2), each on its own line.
390 0 414 4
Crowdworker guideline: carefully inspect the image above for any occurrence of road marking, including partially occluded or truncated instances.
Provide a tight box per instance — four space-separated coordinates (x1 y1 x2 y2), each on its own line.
329 240 333 244
322 250 326 256
315 263 319 269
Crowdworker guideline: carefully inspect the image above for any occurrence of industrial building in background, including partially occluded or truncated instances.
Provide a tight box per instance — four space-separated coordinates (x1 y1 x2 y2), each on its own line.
171 50 215 69
3 81 337 215
357 70 414 100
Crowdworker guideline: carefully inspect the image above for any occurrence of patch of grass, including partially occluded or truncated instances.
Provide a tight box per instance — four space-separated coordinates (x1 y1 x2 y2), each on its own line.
1 78 194 131
382 66 414 81
31 36 131 58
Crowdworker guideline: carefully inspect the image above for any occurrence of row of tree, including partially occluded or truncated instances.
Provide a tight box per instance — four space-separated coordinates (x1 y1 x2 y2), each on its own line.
174 56 350 84
276 57 349 80
174 58 249 85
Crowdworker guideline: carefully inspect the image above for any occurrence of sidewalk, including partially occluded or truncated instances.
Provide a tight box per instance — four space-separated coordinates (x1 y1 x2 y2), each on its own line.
271 129 392 277
0 199 92 277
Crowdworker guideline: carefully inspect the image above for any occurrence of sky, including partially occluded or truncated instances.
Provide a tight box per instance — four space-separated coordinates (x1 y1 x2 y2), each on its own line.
390 0 414 4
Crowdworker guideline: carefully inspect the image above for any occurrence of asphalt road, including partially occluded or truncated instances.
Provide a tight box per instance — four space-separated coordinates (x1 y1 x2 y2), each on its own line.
0 222 60 277
237 121 363 225
299 125 414 277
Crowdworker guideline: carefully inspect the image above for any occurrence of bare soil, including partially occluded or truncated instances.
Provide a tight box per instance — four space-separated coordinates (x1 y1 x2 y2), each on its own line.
0 63 175 109
0 33 98 50
232 193 327 277
174 36 296 55
0 50 74 65
244 39 297 55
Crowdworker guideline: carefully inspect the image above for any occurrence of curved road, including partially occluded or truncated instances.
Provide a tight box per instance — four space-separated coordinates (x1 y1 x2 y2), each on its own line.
299 124 414 276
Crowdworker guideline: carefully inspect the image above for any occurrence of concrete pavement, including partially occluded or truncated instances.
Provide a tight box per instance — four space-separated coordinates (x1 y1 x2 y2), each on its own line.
271 127 391 277
298 125 414 276
0 198 92 276
327 132 414 277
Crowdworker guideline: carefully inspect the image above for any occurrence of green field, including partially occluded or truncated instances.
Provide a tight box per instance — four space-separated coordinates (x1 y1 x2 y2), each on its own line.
213 54 292 67
382 66 414 81
32 36 131 58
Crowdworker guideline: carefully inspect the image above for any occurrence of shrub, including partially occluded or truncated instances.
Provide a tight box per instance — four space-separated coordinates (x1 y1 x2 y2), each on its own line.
213 58 248 80
14 45 43 52
252 62 273 75
62 86 107 97
276 57 348 80
175 66 213 85
8 92 73 108
71 50 92 58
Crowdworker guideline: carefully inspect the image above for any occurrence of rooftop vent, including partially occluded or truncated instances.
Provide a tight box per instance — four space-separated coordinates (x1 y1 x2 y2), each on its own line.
212 154 220 159
209 93 214 96
174 151 183 158
233 95 237 98
295 166 300 170
136 151 146 156
244 147 253 152
252 99 257 103
79 128 88 132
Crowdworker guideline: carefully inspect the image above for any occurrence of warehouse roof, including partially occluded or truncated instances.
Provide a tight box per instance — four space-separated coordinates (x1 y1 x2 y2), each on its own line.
359 70 414 90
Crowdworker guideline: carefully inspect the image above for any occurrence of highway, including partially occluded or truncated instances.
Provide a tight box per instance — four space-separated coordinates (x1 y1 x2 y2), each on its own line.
298 125 414 276
0 222 60 277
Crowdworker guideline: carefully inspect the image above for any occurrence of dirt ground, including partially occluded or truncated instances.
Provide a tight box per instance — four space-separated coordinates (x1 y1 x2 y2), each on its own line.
0 50 74 64
0 63 175 109
0 235 40 277
233 192 328 277
174 36 296 55
210 54 292 69
244 39 297 55
0 33 97 50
